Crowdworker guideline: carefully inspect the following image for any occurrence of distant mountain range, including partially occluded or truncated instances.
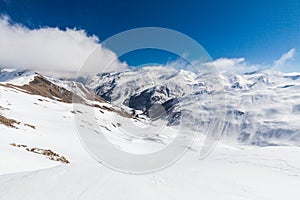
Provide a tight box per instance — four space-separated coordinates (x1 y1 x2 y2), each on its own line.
84 66 300 146
1 66 300 146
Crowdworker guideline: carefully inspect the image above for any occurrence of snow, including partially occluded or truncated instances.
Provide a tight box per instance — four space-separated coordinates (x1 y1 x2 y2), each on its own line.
0 69 35 86
1 68 300 199
90 67 300 146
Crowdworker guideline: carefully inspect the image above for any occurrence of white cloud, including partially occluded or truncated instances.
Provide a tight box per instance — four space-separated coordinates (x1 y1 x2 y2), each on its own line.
0 15 127 77
204 57 260 74
203 48 297 74
273 48 296 68
165 56 260 74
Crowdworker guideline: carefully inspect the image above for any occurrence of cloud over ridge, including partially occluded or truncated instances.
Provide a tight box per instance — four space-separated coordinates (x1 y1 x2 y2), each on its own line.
204 48 296 74
274 48 296 68
0 15 296 76
0 15 127 77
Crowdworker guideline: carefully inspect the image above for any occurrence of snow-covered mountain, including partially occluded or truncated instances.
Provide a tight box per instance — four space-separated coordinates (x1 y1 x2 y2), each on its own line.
85 66 300 146
2 66 300 147
1 67 300 199
0 68 188 161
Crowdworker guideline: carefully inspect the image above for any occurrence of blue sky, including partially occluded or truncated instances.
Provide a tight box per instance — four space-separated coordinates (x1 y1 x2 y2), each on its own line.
0 0 300 72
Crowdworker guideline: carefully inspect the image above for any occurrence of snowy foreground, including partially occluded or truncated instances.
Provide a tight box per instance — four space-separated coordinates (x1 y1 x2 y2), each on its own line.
1 71 300 199
2 145 300 200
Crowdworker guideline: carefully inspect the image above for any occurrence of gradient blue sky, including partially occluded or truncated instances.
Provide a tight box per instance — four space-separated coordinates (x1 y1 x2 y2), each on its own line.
1 0 300 71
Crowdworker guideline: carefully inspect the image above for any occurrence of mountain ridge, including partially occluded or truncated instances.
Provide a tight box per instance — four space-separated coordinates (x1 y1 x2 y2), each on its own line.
1 67 300 146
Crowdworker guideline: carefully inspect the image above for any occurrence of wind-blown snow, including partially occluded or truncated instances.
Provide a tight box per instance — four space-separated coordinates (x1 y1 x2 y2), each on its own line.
89 67 300 146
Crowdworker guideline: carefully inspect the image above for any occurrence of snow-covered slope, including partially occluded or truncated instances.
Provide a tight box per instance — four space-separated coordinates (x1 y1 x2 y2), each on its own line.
1 68 300 199
0 68 36 86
